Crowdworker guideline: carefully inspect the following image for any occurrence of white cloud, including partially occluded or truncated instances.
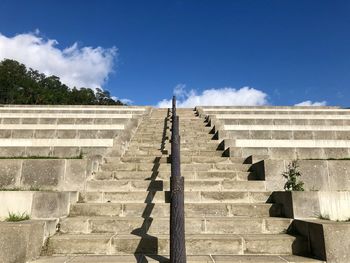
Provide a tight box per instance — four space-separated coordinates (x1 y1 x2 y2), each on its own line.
157 85 268 108
0 30 117 90
111 96 133 105
295 100 327 106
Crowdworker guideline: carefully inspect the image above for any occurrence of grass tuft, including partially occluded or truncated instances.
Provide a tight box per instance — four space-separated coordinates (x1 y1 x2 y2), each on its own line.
5 212 30 222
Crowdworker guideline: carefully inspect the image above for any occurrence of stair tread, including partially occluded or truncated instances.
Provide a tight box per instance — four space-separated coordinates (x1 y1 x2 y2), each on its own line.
30 255 325 263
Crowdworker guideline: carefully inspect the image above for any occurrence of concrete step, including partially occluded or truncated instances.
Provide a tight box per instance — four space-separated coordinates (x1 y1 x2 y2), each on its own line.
46 233 306 255
127 144 219 151
100 163 251 172
79 191 271 203
93 170 254 181
85 180 266 192
123 150 224 157
29 255 326 263
117 156 236 164
69 203 281 217
59 216 291 235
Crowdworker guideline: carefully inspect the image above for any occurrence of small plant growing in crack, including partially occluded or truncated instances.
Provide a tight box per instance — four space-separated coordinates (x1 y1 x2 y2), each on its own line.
282 160 304 191
5 212 30 222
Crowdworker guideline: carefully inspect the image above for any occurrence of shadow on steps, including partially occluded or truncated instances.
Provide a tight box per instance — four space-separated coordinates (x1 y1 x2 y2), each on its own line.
131 113 170 262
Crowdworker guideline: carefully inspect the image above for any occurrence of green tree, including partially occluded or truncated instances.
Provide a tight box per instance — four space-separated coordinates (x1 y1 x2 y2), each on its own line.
0 59 124 105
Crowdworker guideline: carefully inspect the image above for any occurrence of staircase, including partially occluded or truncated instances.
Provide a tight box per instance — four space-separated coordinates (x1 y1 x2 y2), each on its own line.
34 109 324 262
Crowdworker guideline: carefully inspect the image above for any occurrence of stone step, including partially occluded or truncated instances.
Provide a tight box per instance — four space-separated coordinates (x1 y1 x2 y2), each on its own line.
93 170 253 181
127 144 219 151
79 191 271 203
85 180 265 192
46 233 306 255
100 163 251 172
29 255 325 263
117 156 235 164
59 216 291 235
70 203 281 217
123 150 224 157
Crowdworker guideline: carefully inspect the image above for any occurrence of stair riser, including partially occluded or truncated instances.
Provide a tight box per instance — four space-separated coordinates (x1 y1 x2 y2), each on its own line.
80 191 271 204
118 157 233 164
47 235 301 255
60 218 291 235
93 171 253 181
85 181 266 192
70 204 281 217
100 163 250 172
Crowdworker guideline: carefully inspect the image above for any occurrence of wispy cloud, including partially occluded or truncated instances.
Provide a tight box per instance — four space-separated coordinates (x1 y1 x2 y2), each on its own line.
0 30 117 90
157 85 268 108
294 100 327 106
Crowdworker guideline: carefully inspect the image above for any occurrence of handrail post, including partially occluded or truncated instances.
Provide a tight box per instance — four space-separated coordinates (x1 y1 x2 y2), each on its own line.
170 96 186 263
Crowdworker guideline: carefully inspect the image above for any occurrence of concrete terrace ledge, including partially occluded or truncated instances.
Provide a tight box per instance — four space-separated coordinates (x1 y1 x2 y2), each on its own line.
0 191 79 263
224 125 350 131
0 124 125 130
267 191 350 262
272 191 350 220
0 191 78 220
214 114 350 119
0 158 99 191
0 138 114 147
251 159 350 191
0 220 48 263
290 219 350 263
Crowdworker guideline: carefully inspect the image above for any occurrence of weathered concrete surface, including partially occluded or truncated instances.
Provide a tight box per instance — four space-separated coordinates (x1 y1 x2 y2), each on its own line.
0 191 78 220
0 158 96 191
0 221 44 263
251 159 350 191
291 219 350 263
271 191 320 219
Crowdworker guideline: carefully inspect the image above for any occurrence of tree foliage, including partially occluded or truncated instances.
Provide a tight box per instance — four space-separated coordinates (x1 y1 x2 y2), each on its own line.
0 59 124 105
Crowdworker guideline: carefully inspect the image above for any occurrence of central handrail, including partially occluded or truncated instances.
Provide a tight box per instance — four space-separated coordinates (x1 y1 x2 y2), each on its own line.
170 96 187 263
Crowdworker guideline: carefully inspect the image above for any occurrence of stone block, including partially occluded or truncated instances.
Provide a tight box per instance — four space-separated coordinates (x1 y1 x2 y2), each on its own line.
293 131 313 139
0 191 34 219
0 147 26 157
0 159 21 188
268 148 296 159
39 118 57 124
327 161 350 190
250 130 272 139
77 130 97 139
21 160 64 189
253 159 285 191
26 147 52 157
227 130 249 139
323 148 350 159
335 131 350 140
57 130 77 139
52 147 81 158
0 221 45 263
271 130 293 139
2 118 20 124
0 130 11 138
272 191 320 219
31 192 71 218
11 130 34 138
291 219 350 262
63 159 87 191
22 118 39 124
57 118 74 124
296 148 325 160
298 160 329 191
34 130 57 139
314 131 336 140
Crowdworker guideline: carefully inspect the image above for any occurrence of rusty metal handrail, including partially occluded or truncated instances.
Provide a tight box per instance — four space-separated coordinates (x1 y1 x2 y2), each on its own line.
170 96 186 263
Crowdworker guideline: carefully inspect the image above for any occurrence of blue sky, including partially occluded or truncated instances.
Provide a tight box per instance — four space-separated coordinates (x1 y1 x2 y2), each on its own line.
0 0 349 107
